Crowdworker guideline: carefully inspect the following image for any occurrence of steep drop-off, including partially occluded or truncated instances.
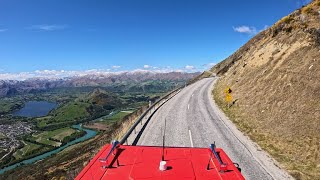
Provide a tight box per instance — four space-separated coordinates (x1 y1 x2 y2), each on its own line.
212 1 320 179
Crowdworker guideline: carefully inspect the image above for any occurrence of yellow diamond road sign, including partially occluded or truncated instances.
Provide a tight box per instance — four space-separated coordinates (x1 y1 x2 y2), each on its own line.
224 87 232 94
224 87 232 103
225 94 232 102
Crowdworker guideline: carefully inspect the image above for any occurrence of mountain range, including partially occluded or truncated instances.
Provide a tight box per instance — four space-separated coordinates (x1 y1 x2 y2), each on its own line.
0 71 199 97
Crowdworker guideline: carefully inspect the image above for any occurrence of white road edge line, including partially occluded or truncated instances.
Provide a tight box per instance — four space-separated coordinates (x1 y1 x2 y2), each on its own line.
188 104 190 110
188 129 194 147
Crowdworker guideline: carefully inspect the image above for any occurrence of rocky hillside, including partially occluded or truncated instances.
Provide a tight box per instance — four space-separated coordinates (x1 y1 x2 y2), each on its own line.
87 88 122 111
212 1 320 179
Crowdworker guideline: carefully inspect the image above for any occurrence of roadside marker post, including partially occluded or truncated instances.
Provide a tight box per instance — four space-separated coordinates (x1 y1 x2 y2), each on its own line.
224 87 233 107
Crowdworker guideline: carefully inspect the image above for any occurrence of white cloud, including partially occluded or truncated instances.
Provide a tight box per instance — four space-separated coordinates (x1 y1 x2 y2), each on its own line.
35 70 61 75
112 65 121 69
0 66 203 81
201 62 216 70
175 69 184 73
233 26 257 35
205 63 216 67
185 65 195 70
263 25 268 30
0 29 8 32
143 65 151 69
0 72 34 81
27 24 68 31
259 25 269 32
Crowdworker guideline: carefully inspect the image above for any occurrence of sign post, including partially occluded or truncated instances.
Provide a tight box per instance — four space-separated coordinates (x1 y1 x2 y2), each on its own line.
224 87 233 107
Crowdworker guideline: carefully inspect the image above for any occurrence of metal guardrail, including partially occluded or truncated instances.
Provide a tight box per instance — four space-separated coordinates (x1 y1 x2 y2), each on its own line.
119 87 182 145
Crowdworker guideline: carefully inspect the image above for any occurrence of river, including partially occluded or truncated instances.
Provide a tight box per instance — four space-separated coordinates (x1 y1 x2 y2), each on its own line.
0 124 97 174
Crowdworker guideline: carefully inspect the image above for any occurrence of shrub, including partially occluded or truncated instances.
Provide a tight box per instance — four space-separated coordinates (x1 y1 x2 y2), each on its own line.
302 6 313 14
278 16 294 25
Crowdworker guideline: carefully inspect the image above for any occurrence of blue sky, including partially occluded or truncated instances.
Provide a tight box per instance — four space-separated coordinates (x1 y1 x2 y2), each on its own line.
0 0 311 77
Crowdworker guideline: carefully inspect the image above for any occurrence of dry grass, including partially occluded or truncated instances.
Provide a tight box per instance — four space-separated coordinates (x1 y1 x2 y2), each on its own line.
302 6 313 14
83 123 109 131
210 2 320 179
213 75 320 179
280 16 294 24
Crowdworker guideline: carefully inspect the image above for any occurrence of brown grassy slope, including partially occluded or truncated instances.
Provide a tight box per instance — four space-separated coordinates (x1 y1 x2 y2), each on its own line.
212 1 320 179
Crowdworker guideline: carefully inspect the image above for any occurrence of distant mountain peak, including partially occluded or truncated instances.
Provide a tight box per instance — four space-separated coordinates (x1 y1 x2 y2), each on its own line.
0 71 200 97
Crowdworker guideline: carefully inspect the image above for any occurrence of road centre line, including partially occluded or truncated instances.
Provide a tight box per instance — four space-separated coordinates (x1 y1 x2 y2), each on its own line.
188 129 194 147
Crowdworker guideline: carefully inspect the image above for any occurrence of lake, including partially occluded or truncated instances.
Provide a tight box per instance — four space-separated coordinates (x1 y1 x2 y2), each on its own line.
13 101 58 117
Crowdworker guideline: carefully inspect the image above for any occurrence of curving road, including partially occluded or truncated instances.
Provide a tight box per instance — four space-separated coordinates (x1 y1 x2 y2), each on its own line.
137 77 291 180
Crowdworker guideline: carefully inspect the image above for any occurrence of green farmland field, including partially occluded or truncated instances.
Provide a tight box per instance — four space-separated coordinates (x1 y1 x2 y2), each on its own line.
100 111 132 124
29 127 77 147
13 141 41 160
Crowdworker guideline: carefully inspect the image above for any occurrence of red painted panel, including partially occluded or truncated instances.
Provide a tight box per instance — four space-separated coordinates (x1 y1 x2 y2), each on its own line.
75 145 245 180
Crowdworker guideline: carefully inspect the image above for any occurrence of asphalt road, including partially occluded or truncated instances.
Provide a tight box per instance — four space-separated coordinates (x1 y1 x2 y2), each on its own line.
137 77 274 180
